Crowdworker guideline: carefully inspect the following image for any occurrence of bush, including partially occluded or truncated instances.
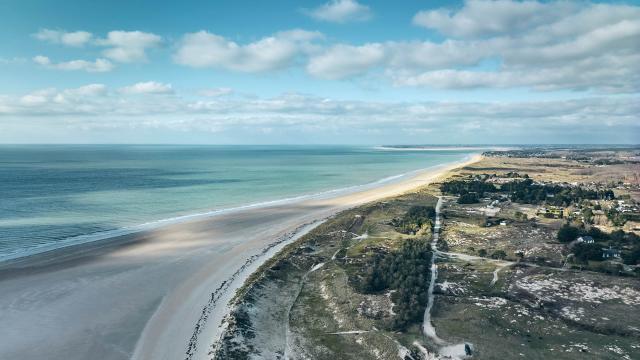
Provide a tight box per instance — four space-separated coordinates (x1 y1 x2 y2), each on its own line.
392 205 435 234
557 225 580 243
586 227 607 242
405 205 436 223
573 243 602 262
457 193 479 204
491 250 507 259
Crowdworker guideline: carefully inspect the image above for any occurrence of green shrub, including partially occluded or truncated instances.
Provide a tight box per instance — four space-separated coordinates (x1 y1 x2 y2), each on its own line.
457 193 479 204
557 225 580 243
392 205 435 234
573 243 602 262
491 250 507 259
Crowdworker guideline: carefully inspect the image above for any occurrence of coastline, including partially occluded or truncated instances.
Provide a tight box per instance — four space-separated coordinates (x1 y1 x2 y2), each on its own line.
0 153 476 266
0 154 481 360
181 153 482 360
214 149 639 359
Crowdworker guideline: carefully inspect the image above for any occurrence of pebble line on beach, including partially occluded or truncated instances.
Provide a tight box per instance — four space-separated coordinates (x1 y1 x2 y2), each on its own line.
185 218 324 360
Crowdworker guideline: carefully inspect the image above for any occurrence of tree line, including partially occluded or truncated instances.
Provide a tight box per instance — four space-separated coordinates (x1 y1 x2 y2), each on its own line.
359 238 432 330
440 177 614 206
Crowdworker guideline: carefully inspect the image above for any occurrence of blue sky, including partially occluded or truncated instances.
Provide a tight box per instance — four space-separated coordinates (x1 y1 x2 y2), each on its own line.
0 0 638 144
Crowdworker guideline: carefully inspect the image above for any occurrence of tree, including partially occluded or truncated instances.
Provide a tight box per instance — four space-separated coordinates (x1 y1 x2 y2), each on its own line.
586 227 607 242
514 211 528 221
359 238 433 331
573 243 602 262
491 250 507 260
610 230 626 244
557 225 580 243
582 208 593 224
393 205 435 235
458 193 479 204
478 249 487 257
623 247 640 265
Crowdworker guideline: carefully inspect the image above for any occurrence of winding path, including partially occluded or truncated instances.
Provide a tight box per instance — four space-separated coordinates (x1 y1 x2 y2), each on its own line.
422 197 471 359
422 197 445 344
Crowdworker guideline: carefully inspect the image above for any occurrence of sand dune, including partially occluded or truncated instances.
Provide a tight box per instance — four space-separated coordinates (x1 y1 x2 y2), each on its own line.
0 155 480 360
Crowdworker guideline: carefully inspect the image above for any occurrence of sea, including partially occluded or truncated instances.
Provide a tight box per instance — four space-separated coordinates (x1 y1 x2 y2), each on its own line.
0 145 477 261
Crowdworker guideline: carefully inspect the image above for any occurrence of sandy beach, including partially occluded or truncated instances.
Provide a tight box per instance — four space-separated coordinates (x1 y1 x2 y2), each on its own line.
0 154 480 360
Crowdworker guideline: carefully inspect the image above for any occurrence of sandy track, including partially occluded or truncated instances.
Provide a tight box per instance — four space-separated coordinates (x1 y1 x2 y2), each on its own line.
0 155 480 360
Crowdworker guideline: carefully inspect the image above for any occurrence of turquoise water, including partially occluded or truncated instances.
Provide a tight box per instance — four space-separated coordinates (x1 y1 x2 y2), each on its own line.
0 145 475 260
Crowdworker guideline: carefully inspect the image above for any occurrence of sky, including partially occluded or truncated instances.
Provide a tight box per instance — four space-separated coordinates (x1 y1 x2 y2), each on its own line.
0 0 638 145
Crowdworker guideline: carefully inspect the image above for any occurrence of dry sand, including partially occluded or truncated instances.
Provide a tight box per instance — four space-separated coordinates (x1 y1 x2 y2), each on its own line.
0 155 480 360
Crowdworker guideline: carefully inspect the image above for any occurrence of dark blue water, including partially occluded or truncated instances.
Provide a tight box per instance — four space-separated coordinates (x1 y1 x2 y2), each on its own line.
0 145 475 260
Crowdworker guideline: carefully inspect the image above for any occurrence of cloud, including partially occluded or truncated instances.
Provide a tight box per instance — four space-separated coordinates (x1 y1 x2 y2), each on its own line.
2 83 638 141
198 88 234 97
389 52 640 93
174 29 322 72
412 0 577 38
119 81 173 94
65 84 108 96
307 43 385 79
21 1 640 96
96 31 162 62
304 0 372 23
33 55 114 72
305 0 640 93
2 86 637 136
2 85 109 115
31 30 161 71
33 29 93 47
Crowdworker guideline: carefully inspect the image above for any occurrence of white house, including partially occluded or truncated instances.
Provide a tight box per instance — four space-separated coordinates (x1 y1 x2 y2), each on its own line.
602 246 621 259
576 236 595 244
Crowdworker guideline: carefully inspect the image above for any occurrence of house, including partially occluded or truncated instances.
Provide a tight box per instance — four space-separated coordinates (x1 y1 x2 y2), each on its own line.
602 246 621 259
537 206 564 219
576 236 595 244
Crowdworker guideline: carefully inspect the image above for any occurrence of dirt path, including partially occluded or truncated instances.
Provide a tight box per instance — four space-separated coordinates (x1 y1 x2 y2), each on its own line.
422 198 476 359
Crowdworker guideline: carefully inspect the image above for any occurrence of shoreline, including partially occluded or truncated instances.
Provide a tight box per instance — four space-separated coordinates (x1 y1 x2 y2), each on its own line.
136 153 483 360
0 153 476 266
0 154 482 360
186 154 483 359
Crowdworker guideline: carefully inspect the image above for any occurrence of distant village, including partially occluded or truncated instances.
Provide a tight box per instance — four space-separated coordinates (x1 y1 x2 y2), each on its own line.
440 165 640 274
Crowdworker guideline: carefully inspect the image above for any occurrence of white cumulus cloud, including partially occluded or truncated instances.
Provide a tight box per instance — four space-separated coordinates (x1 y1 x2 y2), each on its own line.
119 81 173 94
307 43 385 79
33 55 114 72
96 31 162 63
33 29 93 47
413 0 578 38
198 88 234 97
305 0 640 93
1 86 637 144
304 0 372 23
174 29 322 72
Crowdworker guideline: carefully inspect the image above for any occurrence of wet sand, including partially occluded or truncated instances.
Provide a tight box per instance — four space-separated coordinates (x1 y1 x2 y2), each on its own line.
0 155 480 360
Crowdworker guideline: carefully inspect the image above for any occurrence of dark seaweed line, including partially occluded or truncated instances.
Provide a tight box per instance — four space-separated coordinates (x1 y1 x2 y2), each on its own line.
184 219 322 360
